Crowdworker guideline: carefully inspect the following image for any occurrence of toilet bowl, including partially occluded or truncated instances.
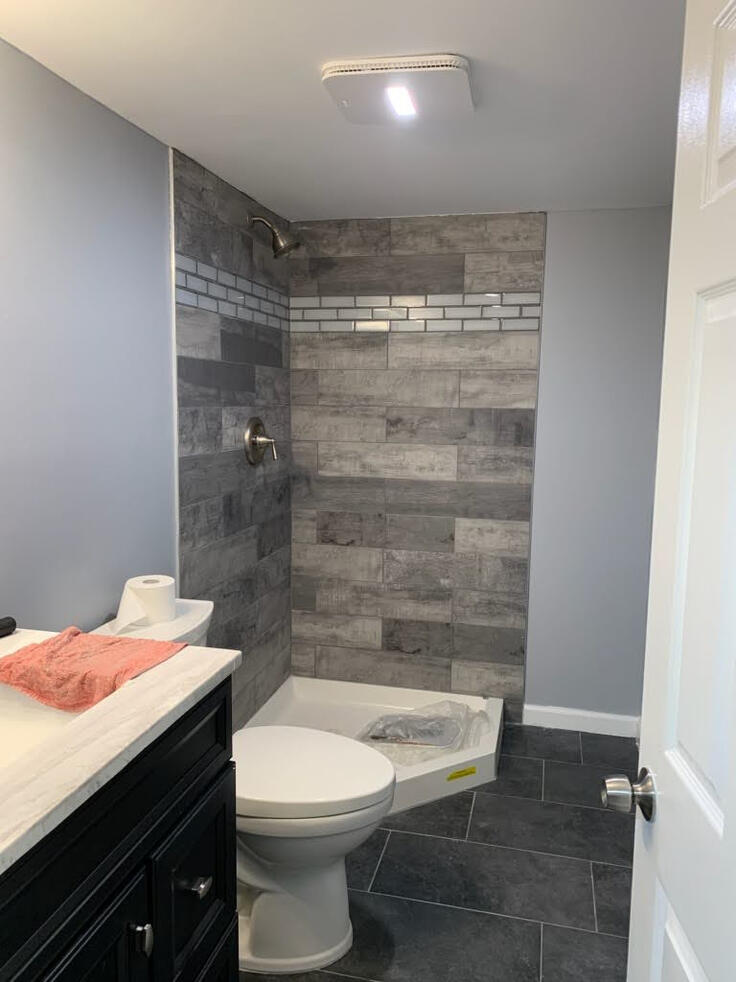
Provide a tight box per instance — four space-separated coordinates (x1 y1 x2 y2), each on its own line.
232 724 395 974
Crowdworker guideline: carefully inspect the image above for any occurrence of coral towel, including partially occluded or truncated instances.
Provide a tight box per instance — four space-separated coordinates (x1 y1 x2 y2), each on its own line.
0 627 186 711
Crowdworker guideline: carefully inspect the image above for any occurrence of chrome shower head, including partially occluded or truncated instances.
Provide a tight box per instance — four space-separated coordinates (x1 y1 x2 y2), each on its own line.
248 215 300 259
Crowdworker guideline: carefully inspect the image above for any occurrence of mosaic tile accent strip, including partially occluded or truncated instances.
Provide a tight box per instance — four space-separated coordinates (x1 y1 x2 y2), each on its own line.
175 253 289 331
290 291 541 333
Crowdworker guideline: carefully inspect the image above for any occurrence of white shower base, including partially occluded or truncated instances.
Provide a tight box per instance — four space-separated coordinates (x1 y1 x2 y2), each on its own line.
246 676 503 814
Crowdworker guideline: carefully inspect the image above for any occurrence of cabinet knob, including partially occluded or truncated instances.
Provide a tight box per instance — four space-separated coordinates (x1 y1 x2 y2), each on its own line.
129 922 154 958
175 874 213 901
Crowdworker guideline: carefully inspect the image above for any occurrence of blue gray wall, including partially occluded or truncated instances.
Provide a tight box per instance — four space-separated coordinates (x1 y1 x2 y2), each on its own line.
525 207 670 719
0 40 176 631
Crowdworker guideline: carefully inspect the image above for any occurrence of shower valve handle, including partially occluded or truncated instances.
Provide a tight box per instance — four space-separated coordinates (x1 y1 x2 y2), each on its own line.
244 417 278 464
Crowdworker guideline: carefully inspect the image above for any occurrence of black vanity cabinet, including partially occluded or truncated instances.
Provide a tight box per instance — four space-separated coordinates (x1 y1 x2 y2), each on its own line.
0 679 239 982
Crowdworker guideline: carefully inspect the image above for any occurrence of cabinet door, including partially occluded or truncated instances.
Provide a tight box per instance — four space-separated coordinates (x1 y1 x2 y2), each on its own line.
45 872 152 982
151 766 235 982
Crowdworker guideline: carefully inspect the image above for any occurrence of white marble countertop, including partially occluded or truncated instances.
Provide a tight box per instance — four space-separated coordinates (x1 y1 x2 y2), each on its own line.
0 628 241 876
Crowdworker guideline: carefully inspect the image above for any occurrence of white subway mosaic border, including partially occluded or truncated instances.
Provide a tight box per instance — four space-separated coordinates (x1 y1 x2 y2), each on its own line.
174 253 289 331
289 292 541 333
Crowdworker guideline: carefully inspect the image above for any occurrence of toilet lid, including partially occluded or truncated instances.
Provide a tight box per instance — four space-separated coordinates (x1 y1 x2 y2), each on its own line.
233 725 396 819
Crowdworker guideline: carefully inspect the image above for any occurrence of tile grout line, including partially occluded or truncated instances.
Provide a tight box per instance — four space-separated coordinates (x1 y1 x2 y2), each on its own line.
366 830 391 893
355 887 626 940
379 825 634 869
590 862 599 933
464 792 477 839
539 922 544 982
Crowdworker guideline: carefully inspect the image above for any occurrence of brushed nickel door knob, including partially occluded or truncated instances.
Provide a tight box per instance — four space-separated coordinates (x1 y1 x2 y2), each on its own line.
601 767 656 821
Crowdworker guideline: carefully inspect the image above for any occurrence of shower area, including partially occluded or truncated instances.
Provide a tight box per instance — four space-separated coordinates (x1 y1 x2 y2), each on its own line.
173 149 541 731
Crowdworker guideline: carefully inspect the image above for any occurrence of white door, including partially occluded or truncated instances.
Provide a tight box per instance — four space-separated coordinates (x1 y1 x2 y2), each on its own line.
625 1 736 979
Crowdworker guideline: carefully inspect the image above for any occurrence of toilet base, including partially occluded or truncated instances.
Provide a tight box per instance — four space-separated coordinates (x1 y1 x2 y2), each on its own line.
238 912 353 974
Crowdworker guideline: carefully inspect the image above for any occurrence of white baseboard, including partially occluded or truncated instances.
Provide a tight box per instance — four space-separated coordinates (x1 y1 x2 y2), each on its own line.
522 703 640 738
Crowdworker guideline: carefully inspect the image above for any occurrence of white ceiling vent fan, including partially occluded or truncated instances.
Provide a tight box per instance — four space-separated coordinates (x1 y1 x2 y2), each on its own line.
321 53 474 124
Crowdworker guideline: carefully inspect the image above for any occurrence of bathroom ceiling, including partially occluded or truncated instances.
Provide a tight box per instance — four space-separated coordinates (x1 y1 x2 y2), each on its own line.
0 0 685 220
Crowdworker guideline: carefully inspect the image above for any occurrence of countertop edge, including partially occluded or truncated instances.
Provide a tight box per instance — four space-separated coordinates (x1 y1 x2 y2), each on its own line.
0 643 241 876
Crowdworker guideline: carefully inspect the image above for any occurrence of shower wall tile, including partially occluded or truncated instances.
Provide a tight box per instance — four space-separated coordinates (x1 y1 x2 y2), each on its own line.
174 150 292 724
289 209 544 720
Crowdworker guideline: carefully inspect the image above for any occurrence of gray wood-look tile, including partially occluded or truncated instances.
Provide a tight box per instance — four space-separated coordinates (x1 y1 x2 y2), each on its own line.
386 407 535 447
388 332 539 370
254 365 290 405
289 253 465 295
291 508 317 543
384 479 532 520
292 441 318 472
291 332 387 369
318 369 460 408
390 212 546 255
178 406 222 456
177 356 256 407
292 405 386 442
292 542 383 582
222 405 290 452
291 218 391 257
382 618 453 658
315 645 451 690
457 446 534 484
179 497 225 552
319 443 458 481
220 323 283 368
372 831 594 930
453 590 527 628
453 624 526 664
291 369 318 404
316 510 386 547
291 575 317 611
292 611 382 648
384 549 527 595
316 579 453 622
292 473 386 511
455 518 530 557
385 513 455 553
451 660 524 701
464 250 545 291
291 641 316 677
174 198 235 272
180 526 259 597
176 305 223 360
459 369 538 408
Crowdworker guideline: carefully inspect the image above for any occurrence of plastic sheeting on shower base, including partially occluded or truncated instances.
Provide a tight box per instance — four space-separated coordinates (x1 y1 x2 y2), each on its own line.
246 677 503 814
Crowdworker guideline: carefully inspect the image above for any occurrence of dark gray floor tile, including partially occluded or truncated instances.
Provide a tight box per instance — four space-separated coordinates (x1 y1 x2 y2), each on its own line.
372 831 595 930
346 829 389 890
580 733 639 771
593 864 632 938
469 793 635 866
334 891 540 982
544 761 637 810
240 974 352 981
477 754 543 799
502 724 581 762
542 924 628 982
381 792 474 840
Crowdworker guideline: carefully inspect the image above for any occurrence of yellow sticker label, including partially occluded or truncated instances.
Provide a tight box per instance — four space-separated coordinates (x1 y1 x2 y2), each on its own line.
446 766 477 781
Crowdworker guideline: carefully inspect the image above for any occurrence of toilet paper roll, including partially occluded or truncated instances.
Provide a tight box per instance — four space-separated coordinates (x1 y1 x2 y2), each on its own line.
112 575 176 634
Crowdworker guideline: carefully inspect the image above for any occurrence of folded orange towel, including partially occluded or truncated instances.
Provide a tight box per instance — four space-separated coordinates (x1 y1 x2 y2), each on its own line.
0 627 186 712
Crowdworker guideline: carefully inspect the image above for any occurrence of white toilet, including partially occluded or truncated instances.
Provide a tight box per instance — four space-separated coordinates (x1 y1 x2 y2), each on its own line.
232 724 395 974
93 598 214 645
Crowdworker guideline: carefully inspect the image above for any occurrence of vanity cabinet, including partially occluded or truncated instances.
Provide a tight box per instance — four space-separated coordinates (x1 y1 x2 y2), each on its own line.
0 679 238 982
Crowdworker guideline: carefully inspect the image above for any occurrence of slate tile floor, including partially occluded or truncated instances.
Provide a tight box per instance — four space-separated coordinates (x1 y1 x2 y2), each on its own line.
240 724 638 982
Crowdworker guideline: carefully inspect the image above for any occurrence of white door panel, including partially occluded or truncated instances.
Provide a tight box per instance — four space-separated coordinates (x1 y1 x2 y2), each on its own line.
626 2 736 981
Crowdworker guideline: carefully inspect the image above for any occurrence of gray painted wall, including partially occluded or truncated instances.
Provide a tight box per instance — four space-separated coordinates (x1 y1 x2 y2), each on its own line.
0 40 176 631
525 207 670 718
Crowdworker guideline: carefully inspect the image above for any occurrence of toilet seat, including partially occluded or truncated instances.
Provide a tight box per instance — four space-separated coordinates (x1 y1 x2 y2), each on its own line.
233 724 395 819
235 795 392 838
